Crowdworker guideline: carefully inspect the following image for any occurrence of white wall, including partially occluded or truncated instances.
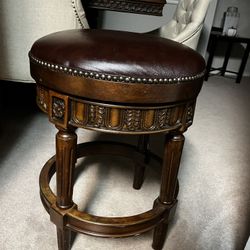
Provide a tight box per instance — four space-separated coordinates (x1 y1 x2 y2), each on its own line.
211 0 250 76
213 0 250 37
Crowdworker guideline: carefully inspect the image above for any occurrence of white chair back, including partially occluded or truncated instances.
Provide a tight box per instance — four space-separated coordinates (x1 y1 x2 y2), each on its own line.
156 0 211 49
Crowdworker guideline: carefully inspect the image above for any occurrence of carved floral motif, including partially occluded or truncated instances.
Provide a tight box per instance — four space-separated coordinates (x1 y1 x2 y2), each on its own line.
52 97 65 121
125 109 141 131
89 104 105 127
158 109 171 128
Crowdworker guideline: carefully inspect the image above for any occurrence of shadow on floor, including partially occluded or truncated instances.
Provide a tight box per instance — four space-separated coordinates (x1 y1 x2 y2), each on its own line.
0 81 38 165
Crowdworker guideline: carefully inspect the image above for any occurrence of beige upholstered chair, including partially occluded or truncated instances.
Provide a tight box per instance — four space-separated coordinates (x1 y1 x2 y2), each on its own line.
149 0 211 50
0 0 88 83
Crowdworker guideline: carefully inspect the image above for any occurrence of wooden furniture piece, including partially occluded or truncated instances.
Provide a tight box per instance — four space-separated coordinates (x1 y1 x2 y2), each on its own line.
29 29 205 250
205 27 250 83
84 0 165 15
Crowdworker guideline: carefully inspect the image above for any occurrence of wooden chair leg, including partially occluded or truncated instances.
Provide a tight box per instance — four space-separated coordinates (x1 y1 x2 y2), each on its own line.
152 222 169 250
152 133 184 250
54 126 77 250
57 228 71 250
133 134 150 189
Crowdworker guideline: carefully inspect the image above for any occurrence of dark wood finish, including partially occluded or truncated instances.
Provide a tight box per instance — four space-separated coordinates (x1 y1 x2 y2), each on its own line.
137 135 150 163
205 27 250 83
40 142 172 237
237 42 250 83
30 26 205 250
57 228 71 250
54 127 77 250
221 41 233 76
55 128 77 208
36 86 196 249
152 133 184 250
159 134 184 203
84 0 166 16
36 85 197 134
205 35 217 81
133 135 150 189
82 0 165 29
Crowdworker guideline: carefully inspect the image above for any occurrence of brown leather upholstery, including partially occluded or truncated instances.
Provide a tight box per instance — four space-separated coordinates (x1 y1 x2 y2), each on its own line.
29 29 205 104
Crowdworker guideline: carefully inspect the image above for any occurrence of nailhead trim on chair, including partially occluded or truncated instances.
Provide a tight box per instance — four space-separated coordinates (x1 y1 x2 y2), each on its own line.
71 0 88 29
29 53 205 84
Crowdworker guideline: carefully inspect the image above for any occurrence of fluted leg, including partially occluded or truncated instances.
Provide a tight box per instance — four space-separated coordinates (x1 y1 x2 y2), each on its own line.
57 228 71 250
133 134 150 189
152 133 184 250
54 127 77 250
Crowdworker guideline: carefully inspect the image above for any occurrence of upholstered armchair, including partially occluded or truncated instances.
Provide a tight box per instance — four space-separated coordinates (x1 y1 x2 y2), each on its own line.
149 0 211 50
0 0 88 83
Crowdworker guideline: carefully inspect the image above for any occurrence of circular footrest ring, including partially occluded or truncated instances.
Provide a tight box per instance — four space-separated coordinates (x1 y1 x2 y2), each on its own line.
39 141 177 238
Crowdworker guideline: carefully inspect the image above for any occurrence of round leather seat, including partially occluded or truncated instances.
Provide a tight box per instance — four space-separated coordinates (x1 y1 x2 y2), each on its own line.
29 29 205 104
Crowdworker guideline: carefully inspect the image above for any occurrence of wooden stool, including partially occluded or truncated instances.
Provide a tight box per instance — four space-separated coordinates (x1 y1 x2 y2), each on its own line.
29 29 205 250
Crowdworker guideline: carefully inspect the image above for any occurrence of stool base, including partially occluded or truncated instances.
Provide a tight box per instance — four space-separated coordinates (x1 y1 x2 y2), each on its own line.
40 141 178 248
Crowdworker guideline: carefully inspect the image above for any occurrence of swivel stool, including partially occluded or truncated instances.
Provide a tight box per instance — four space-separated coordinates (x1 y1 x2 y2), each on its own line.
29 29 205 250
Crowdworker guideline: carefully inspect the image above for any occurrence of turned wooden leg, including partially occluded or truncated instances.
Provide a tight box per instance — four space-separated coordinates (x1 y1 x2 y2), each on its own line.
152 133 184 250
54 126 77 250
133 134 150 189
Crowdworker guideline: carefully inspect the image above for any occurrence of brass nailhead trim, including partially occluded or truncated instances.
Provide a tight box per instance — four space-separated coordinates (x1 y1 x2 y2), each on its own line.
29 54 205 84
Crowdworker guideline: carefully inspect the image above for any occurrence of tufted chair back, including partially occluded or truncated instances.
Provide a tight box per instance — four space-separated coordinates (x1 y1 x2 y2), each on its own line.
151 0 210 50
